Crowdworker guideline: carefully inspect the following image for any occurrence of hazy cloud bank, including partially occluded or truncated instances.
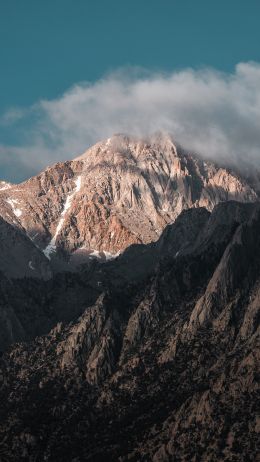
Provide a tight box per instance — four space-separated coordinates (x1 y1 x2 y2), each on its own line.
1 62 260 182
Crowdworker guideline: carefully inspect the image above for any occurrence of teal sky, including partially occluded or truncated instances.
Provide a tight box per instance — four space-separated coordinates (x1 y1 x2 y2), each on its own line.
1 0 260 114
1 0 260 182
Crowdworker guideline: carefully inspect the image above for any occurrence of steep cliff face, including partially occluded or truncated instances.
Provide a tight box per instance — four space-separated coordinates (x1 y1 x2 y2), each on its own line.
0 133 258 267
0 201 259 461
0 134 259 460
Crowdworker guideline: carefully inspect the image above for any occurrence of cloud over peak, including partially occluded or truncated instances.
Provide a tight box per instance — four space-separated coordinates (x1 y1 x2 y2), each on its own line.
1 62 260 182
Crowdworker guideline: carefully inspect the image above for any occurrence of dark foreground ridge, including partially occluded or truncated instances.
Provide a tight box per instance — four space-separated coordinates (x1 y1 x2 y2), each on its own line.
0 201 259 461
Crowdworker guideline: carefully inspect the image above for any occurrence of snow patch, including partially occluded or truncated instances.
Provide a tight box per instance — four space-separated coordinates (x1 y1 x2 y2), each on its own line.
103 250 120 261
28 261 35 270
0 182 11 191
43 239 57 260
43 176 82 259
75 175 82 192
6 198 23 218
88 249 120 261
89 250 102 259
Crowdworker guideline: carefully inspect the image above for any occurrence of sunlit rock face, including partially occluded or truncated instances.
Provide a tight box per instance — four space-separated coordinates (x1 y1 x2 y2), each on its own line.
0 133 258 268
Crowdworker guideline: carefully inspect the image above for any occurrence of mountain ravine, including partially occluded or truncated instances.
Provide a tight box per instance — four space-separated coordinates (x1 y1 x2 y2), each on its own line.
0 134 259 461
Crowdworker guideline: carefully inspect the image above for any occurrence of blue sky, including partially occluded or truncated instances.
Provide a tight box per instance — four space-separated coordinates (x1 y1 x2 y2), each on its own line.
1 0 260 181
1 0 260 114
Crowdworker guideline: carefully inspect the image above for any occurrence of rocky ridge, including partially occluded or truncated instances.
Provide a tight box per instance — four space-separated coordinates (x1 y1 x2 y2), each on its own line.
0 133 258 271
0 201 259 461
0 134 259 461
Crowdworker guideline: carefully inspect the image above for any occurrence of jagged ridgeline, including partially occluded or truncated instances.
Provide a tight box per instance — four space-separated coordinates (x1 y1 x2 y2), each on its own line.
0 134 259 461
0 133 258 273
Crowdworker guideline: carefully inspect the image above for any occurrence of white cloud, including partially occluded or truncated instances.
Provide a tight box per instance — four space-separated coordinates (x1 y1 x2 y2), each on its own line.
1 62 260 182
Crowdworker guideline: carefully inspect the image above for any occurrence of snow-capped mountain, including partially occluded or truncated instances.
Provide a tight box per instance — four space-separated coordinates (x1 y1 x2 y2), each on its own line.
0 133 259 461
0 132 258 271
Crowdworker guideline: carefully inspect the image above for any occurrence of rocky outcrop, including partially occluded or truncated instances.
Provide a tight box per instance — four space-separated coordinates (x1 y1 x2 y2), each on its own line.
186 203 260 335
0 134 259 460
0 133 258 269
0 201 259 461
58 293 125 385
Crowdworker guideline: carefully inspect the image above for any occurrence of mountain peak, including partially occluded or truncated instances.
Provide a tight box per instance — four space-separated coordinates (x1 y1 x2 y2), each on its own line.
0 180 12 191
0 134 259 271
75 131 178 161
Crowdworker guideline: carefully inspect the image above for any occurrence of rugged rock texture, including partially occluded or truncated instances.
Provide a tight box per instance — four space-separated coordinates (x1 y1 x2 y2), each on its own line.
0 216 51 280
0 204 209 352
0 133 258 268
0 201 259 461
0 134 259 460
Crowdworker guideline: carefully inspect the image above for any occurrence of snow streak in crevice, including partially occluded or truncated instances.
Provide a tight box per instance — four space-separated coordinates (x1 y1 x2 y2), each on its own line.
43 176 82 259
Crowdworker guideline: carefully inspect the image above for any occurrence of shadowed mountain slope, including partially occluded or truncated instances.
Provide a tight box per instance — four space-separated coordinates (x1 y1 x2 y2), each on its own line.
0 201 259 461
